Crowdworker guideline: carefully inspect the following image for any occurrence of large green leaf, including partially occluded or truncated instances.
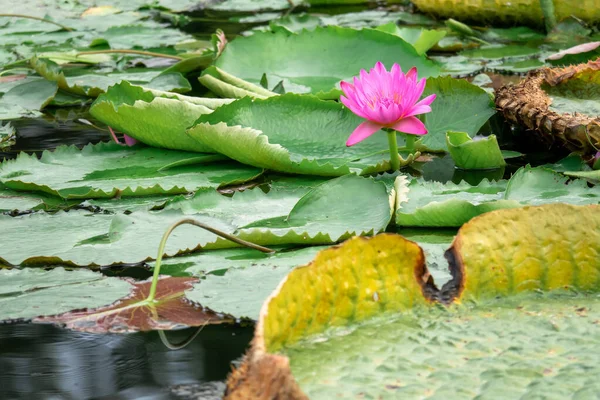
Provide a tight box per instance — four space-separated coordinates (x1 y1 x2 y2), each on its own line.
0 184 71 212
0 268 131 321
185 230 453 321
1 175 390 266
214 26 440 99
31 57 190 97
226 205 600 399
164 176 328 227
506 165 600 205
287 292 600 399
185 246 328 320
0 210 237 266
395 166 600 227
395 176 514 227
90 81 234 153
0 79 58 120
417 77 497 152
227 174 393 246
0 142 262 199
188 94 397 176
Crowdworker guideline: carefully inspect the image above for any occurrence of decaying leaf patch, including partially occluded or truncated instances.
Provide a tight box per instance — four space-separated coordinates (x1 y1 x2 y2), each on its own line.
496 60 600 157
36 276 231 333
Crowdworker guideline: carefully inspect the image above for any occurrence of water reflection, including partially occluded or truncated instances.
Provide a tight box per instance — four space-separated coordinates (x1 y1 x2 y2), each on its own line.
1 110 108 160
0 323 252 400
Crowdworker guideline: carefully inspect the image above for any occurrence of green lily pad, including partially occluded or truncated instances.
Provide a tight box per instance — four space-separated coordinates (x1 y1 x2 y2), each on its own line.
90 24 192 49
227 174 393 249
0 267 131 321
0 79 58 120
0 142 262 199
0 209 237 266
90 81 234 153
0 175 390 266
187 94 395 176
214 26 440 99
506 166 600 205
288 292 600 399
460 44 542 59
185 246 328 320
446 131 506 170
375 23 447 55
417 77 497 152
0 184 71 212
395 176 513 227
564 169 600 183
31 57 190 97
164 176 328 227
395 166 600 227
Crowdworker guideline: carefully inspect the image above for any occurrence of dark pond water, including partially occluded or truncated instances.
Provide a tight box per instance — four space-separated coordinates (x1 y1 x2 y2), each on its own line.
0 323 253 400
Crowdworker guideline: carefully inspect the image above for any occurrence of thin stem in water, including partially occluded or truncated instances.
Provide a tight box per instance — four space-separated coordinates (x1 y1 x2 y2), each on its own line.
0 14 73 31
77 50 183 61
387 130 400 171
147 219 275 302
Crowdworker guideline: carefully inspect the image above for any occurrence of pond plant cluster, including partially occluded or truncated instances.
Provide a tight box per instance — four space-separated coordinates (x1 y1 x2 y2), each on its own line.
1 0 600 398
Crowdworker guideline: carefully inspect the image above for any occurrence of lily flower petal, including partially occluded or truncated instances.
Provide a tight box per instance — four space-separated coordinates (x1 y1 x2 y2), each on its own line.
346 121 382 146
390 116 428 135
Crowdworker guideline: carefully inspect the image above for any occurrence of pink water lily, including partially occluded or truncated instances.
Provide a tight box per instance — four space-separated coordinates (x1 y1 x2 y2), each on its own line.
340 61 436 147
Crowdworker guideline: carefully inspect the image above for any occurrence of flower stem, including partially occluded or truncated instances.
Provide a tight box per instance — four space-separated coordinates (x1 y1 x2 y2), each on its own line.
146 218 275 303
405 134 416 153
387 130 400 171
0 13 73 31
77 49 183 60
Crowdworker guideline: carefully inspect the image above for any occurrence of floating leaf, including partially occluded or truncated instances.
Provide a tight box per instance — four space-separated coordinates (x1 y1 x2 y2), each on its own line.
214 26 440 99
446 131 506 170
0 175 389 266
0 268 131 322
0 142 262 199
0 184 71 212
505 165 600 205
225 205 600 399
395 176 513 227
188 94 397 176
90 82 234 153
212 174 394 247
37 276 229 333
446 204 600 301
164 176 328 228
286 292 600 399
395 166 600 227
224 234 432 399
184 246 328 320
417 77 496 152
0 209 236 266
0 79 58 120
564 169 600 183
31 57 190 97
375 23 447 55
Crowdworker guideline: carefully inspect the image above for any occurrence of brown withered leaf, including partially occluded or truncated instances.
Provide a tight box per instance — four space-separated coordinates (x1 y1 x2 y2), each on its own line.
35 276 232 333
